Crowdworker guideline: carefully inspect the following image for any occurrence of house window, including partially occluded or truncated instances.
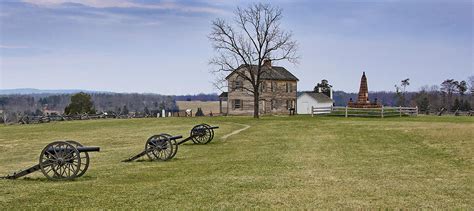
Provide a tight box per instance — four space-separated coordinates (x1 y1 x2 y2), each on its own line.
271 81 277 92
259 81 266 93
233 99 242 109
271 99 276 110
286 83 290 93
234 81 243 91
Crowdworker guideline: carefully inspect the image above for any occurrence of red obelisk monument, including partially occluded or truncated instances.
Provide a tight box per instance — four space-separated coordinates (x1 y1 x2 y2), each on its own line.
348 72 381 108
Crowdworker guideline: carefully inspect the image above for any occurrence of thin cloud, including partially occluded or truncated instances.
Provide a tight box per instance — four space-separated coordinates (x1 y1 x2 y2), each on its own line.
21 0 228 15
0 45 30 49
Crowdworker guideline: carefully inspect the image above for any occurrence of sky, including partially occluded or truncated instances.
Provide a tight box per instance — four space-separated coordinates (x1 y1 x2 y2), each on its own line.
0 0 472 94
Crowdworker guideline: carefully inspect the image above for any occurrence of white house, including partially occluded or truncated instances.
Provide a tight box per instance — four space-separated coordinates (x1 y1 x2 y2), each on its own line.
297 92 333 114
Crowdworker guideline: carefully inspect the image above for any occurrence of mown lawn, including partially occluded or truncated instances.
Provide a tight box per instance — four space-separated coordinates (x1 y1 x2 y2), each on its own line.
0 116 472 208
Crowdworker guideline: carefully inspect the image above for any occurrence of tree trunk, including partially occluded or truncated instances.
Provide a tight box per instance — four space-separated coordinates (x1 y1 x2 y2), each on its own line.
253 90 260 118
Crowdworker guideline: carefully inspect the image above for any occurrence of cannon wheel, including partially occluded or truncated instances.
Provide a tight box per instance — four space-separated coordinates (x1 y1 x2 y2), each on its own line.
39 141 81 180
66 140 89 177
145 135 174 161
201 123 215 142
190 124 212 144
160 133 178 159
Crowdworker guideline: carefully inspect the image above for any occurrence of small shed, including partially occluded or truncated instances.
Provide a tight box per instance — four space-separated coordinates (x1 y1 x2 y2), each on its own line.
297 92 333 114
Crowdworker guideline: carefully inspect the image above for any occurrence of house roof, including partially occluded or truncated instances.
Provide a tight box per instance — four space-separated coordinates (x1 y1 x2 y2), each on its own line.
225 65 299 81
298 92 333 103
219 92 228 98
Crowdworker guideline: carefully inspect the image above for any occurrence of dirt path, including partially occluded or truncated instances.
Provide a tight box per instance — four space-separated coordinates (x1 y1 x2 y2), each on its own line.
220 123 251 140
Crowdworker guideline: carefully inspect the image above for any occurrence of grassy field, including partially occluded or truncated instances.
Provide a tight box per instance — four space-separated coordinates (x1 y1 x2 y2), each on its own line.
0 116 472 208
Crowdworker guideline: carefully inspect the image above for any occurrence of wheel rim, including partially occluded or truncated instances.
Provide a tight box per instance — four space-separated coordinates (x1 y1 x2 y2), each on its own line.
191 124 211 144
201 123 215 143
145 135 173 161
190 125 202 144
160 133 178 159
66 140 90 177
39 141 81 180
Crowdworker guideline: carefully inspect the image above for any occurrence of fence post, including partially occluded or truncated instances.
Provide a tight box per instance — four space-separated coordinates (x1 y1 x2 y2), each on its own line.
345 106 348 118
415 106 418 116
311 106 314 117
399 106 402 117
381 105 384 118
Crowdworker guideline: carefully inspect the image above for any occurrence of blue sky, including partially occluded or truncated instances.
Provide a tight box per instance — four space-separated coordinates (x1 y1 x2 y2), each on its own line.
0 0 472 94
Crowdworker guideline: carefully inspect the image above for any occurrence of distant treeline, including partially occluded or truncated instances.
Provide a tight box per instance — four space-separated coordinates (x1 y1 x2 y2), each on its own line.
0 93 219 116
331 91 415 106
0 93 177 115
173 93 219 101
1 84 472 122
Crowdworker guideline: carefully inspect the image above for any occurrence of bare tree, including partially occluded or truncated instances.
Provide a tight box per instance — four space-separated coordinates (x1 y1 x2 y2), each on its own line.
209 3 298 118
468 75 474 94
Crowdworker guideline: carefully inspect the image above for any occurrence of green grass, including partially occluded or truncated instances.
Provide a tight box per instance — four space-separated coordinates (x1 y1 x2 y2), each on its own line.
0 116 472 208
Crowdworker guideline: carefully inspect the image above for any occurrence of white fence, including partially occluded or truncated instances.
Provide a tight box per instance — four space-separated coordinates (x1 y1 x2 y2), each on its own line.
310 106 332 117
311 106 418 118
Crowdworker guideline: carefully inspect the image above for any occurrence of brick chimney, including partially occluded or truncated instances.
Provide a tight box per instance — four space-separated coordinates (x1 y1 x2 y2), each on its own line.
262 58 272 67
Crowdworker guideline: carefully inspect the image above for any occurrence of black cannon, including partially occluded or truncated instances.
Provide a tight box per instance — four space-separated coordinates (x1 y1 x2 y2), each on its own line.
177 123 219 145
122 134 183 162
168 124 219 159
123 124 219 162
1 141 100 180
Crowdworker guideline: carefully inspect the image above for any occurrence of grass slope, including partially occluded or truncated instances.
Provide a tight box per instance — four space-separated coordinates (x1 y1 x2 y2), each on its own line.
0 116 472 208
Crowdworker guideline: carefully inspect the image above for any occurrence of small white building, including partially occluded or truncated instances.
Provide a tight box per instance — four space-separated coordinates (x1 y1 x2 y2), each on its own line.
297 92 333 114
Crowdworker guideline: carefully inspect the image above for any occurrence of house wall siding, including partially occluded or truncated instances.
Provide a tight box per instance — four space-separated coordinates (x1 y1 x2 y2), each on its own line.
227 73 297 115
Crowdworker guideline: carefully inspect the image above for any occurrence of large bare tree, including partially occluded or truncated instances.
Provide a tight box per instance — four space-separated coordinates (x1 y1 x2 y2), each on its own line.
209 3 298 118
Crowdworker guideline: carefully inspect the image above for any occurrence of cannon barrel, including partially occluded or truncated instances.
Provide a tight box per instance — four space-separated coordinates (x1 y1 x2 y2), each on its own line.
149 135 183 145
208 126 219 129
45 146 100 154
169 135 183 140
77 146 100 152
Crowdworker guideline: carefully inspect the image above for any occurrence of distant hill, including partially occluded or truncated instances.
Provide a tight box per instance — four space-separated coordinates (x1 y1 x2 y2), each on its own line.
0 88 110 95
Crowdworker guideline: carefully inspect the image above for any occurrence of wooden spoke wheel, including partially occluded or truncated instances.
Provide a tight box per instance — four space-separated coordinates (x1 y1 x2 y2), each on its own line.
66 140 90 177
145 135 174 161
191 124 212 144
201 123 215 141
160 133 178 159
39 141 81 180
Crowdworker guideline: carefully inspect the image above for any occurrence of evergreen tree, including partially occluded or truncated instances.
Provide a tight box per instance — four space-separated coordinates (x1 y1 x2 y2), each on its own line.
64 92 96 115
122 105 129 115
460 99 471 111
314 79 332 97
34 109 43 116
144 106 150 115
452 98 461 111
418 97 430 113
463 100 471 111
195 108 204 116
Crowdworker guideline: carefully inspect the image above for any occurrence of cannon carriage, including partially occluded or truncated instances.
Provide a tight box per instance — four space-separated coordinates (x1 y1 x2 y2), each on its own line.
122 134 183 162
123 123 219 162
1 141 100 180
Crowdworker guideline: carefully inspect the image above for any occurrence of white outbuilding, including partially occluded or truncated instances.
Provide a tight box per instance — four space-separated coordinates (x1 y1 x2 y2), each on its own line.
297 92 334 114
